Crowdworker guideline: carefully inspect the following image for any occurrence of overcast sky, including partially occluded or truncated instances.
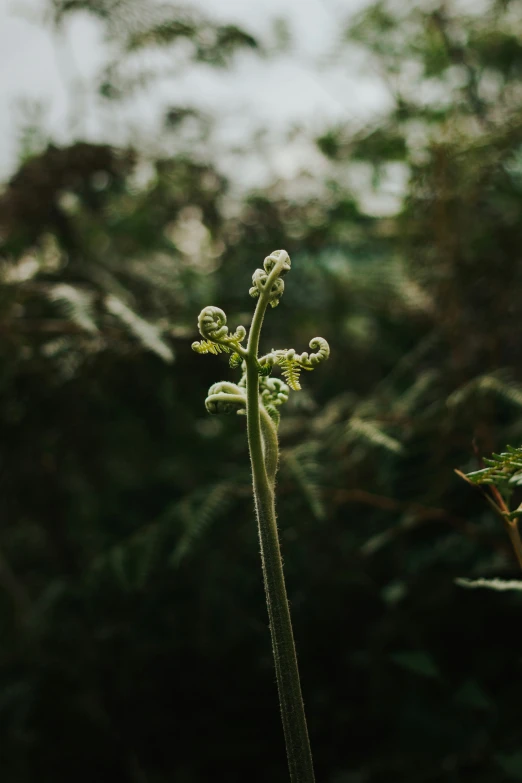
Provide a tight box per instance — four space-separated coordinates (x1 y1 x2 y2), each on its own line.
0 0 395 204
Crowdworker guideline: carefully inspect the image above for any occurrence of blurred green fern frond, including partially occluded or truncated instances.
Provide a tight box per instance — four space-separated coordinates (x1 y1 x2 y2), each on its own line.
447 372 522 409
347 417 403 455
394 370 439 415
171 481 235 566
86 481 237 588
281 441 325 520
87 518 164 592
105 294 174 362
48 284 99 334
456 578 522 591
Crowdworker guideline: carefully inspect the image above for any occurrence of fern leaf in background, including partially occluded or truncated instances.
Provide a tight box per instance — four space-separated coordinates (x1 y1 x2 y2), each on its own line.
281 441 326 521
346 417 403 455
48 284 99 334
170 482 235 566
447 372 522 411
105 294 174 363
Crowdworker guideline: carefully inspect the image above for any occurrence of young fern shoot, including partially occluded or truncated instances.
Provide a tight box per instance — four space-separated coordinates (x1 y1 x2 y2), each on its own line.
457 445 522 570
192 250 329 783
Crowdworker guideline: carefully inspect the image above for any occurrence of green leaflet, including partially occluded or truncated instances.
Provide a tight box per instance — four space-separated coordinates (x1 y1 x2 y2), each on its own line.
466 445 522 486
192 339 232 355
278 356 304 391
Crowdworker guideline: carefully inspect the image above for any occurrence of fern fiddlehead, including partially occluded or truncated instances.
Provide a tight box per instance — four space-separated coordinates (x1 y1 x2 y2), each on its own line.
192 306 247 356
259 338 330 391
205 381 246 416
193 249 329 783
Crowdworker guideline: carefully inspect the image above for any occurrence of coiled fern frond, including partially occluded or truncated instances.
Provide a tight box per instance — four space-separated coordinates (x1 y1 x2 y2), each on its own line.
258 338 331 392
192 306 247 357
248 249 291 308
205 382 246 415
260 376 290 425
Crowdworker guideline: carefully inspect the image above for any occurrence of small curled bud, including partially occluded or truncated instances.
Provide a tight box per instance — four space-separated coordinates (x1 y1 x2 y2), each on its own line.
294 337 330 369
249 252 289 307
259 352 277 370
263 249 291 276
249 270 285 306
257 362 272 377
198 306 228 341
258 337 330 391
229 352 243 369
205 381 246 415
267 278 285 308
193 306 246 355
249 268 265 299
261 377 290 408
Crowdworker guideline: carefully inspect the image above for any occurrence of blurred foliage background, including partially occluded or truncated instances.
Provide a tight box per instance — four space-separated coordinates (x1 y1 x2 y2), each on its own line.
2 0 522 781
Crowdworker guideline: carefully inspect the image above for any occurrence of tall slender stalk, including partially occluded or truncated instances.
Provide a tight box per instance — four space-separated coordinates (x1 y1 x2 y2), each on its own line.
245 261 315 783
192 250 329 782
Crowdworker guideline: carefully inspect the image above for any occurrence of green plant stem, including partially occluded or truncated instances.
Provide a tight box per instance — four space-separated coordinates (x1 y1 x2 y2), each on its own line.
245 262 315 783
259 404 279 485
